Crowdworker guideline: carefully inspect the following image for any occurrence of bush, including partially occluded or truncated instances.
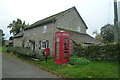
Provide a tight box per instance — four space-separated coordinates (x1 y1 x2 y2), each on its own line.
74 43 120 62
69 55 90 65
7 47 34 57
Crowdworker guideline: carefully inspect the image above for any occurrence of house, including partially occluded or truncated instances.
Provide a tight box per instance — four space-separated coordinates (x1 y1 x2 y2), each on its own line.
0 29 3 46
13 6 100 55
4 40 13 47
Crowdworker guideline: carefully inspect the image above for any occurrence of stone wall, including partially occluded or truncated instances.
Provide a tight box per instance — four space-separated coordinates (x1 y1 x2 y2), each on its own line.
23 22 56 55
13 37 23 47
55 7 87 33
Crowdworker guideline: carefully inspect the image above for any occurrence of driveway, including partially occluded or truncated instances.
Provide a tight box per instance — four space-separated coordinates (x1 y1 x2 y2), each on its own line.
2 53 61 79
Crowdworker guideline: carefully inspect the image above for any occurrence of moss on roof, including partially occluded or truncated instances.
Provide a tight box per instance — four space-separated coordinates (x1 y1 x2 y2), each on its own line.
57 27 101 44
57 27 87 35
13 30 24 38
24 8 67 30
24 6 88 30
30 11 65 27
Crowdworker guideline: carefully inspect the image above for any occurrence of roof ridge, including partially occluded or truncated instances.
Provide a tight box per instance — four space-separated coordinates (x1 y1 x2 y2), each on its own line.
24 6 75 30
24 6 88 30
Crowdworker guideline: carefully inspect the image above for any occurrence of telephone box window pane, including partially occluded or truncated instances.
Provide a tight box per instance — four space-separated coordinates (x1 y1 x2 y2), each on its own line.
64 38 68 43
56 53 59 56
56 48 59 51
63 33 69 35
64 48 68 50
64 53 68 56
57 46 59 48
56 37 60 42
56 43 59 45
55 34 60 35
64 46 68 49
64 53 68 59
64 38 68 40
64 51 68 53
56 50 59 53
64 43 68 45
56 54 59 59
64 56 68 59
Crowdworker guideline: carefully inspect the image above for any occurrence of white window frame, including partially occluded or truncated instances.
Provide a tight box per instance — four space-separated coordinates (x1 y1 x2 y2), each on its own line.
40 40 49 49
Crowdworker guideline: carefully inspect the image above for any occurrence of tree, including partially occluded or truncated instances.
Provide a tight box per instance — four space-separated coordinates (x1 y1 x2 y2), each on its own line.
100 24 114 43
93 30 103 42
2 33 5 45
94 24 120 43
9 36 13 40
7 19 28 36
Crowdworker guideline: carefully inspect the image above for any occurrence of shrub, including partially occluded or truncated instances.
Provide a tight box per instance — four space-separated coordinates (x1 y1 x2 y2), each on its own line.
7 46 34 57
69 56 90 65
74 43 120 62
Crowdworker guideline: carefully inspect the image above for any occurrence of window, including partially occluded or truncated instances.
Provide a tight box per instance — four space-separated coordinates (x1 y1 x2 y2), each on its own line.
77 26 81 32
33 28 36 35
35 43 38 50
43 26 47 33
39 40 49 49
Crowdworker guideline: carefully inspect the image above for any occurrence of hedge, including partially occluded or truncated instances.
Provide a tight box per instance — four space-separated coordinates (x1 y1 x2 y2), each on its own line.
73 43 120 62
7 46 35 57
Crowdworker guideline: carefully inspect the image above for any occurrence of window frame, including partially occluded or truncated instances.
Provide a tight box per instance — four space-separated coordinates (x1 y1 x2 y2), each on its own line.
40 40 49 49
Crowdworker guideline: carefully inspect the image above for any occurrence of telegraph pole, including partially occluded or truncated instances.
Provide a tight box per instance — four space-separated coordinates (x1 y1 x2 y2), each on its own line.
114 0 119 43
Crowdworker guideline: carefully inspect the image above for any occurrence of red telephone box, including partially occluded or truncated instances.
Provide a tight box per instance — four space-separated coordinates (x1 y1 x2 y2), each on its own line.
54 31 70 64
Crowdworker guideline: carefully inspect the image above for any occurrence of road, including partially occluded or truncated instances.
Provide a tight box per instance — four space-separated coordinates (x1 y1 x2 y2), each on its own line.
2 53 60 79
0 52 2 80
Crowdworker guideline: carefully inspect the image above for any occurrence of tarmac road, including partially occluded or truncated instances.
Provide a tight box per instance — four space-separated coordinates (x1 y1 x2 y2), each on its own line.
0 52 2 80
2 53 60 79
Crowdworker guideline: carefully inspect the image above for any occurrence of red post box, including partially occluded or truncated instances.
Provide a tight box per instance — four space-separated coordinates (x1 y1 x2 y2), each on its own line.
54 31 70 64
44 48 50 56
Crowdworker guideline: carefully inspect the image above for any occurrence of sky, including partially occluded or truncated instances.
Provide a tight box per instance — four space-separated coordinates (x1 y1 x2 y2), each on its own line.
0 0 120 40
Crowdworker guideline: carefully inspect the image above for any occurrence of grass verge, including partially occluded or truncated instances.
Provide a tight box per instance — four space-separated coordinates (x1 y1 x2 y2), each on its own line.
0 46 7 53
2 46 119 78
4 52 119 78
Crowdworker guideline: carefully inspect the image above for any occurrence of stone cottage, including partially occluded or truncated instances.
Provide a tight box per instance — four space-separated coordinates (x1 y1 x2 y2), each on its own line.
13 6 100 55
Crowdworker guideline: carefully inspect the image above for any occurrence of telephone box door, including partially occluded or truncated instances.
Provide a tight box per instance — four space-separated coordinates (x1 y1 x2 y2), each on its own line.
54 36 61 63
62 36 70 63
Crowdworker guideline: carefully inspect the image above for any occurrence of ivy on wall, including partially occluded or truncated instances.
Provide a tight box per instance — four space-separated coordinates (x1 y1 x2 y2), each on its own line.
73 43 120 62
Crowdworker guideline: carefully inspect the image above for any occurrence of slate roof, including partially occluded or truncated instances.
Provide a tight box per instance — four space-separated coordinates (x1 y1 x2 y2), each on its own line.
13 30 24 38
57 27 101 44
24 6 88 30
